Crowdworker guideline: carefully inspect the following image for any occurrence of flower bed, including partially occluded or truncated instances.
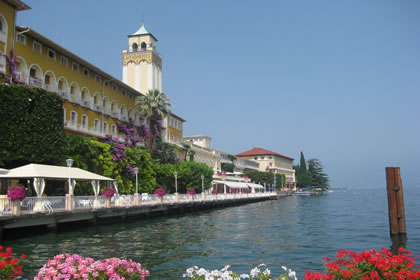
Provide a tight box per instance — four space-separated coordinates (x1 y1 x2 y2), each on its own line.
0 246 26 279
35 254 149 280
183 264 297 280
305 248 420 279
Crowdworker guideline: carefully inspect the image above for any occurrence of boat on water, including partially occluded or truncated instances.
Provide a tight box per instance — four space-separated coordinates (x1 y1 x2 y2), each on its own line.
292 186 324 196
292 191 312 196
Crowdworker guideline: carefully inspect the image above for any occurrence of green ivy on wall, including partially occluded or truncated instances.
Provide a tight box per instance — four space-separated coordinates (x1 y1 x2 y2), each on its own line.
0 84 66 168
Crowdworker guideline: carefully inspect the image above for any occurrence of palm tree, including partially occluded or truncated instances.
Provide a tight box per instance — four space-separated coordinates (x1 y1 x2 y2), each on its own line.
136 89 171 152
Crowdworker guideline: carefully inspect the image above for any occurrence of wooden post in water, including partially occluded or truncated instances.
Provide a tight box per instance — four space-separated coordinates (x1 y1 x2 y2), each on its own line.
385 167 406 237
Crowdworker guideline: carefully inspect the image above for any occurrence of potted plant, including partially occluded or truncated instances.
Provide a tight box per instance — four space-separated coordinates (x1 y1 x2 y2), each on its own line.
8 185 25 215
186 188 196 201
0 246 26 279
153 188 165 204
101 187 115 208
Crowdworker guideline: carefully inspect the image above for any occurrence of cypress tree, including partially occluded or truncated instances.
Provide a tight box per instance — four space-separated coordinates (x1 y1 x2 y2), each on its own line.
299 151 307 172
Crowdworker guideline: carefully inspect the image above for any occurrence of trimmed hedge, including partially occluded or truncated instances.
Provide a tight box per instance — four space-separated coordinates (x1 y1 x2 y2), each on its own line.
0 84 66 168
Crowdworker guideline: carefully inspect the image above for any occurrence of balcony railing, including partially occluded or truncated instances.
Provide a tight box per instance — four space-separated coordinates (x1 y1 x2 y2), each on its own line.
44 84 56 92
14 72 28 84
0 56 5 74
64 121 108 138
59 90 68 99
29 77 44 88
82 100 91 108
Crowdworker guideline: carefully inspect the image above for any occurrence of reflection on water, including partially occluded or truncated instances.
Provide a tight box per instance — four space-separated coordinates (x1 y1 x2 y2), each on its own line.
4 188 420 279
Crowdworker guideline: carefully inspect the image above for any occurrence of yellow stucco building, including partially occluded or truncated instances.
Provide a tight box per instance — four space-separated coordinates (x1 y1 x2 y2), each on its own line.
1 0 185 143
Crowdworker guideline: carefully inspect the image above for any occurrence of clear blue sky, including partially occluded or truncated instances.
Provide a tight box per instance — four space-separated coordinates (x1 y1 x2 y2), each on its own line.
17 0 420 188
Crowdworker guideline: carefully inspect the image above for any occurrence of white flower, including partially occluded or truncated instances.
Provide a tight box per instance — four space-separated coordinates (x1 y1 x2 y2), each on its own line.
263 268 271 276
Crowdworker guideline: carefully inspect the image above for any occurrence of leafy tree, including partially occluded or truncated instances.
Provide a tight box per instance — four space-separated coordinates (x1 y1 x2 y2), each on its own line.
135 89 170 152
65 135 156 194
308 158 329 190
274 173 287 188
154 163 177 190
0 84 66 168
227 155 237 171
175 161 213 193
221 163 234 173
182 143 191 161
151 142 179 164
188 149 196 161
244 170 274 187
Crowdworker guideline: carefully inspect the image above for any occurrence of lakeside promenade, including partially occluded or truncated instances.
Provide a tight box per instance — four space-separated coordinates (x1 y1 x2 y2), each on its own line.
0 192 280 239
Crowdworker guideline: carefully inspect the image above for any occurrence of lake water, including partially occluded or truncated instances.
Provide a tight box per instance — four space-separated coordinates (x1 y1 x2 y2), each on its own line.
4 187 420 279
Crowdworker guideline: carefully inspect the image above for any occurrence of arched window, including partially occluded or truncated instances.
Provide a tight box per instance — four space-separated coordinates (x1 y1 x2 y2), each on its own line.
132 43 138 52
141 42 147 51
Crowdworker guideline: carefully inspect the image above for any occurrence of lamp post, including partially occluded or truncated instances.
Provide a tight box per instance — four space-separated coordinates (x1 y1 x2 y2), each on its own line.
174 172 178 203
134 167 139 194
66 158 74 211
201 175 205 201
174 172 178 193
134 167 139 205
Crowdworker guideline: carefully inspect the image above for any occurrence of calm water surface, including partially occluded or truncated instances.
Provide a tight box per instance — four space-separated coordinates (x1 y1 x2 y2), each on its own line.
4 187 420 279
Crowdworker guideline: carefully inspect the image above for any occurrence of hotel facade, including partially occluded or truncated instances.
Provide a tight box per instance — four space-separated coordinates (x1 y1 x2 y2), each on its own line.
0 0 184 143
236 147 296 185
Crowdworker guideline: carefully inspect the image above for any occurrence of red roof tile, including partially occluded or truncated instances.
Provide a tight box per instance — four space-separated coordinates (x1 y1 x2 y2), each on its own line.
236 147 294 160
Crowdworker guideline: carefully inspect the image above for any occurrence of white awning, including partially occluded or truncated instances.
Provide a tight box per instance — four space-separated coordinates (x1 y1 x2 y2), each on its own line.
247 183 264 189
0 168 9 175
0 163 115 181
213 180 249 189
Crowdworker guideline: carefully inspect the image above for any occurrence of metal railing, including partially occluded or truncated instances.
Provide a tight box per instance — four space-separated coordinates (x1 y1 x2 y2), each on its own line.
29 77 44 88
21 197 65 215
114 195 135 207
74 196 106 210
0 192 276 216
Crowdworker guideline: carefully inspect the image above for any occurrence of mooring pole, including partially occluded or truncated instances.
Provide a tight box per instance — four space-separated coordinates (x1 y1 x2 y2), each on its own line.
385 167 406 236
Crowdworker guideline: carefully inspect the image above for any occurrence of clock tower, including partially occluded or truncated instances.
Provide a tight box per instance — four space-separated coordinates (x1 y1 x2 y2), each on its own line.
122 23 162 94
